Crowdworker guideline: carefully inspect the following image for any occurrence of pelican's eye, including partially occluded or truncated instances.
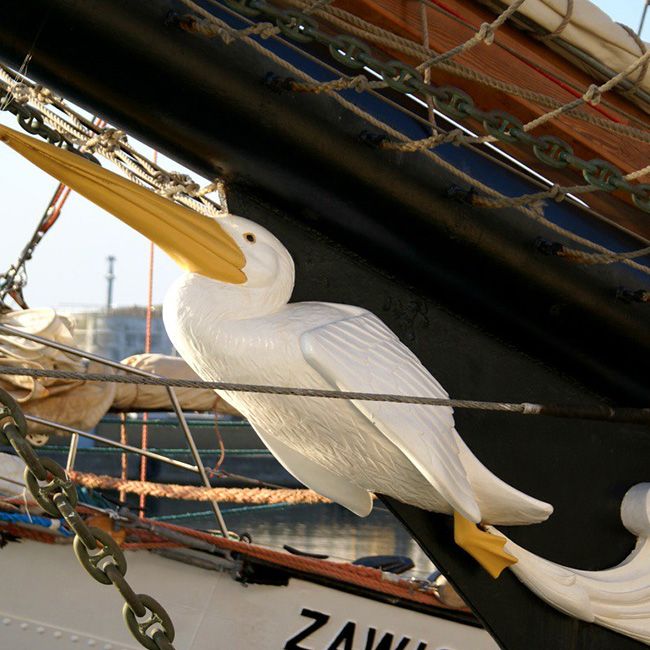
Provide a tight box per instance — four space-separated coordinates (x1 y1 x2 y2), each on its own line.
243 232 256 243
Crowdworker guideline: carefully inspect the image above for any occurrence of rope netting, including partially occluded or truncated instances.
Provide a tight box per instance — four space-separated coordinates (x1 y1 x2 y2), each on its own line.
175 0 650 275
244 0 650 143
0 0 647 278
0 66 225 219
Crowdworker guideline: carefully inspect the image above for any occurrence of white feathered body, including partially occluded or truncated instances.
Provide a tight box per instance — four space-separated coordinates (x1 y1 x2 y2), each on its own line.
165 273 552 524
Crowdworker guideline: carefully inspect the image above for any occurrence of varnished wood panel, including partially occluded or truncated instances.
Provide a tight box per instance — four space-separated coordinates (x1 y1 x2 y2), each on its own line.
329 0 650 238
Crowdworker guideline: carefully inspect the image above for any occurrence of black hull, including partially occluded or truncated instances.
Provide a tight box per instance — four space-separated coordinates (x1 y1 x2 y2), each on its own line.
1 1 649 647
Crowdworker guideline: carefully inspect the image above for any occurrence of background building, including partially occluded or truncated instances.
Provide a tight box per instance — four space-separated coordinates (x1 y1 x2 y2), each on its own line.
62 305 174 361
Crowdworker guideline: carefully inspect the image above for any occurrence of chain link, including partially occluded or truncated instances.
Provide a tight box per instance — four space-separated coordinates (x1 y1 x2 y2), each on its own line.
219 0 650 212
25 457 78 515
0 66 224 216
631 185 650 211
123 594 176 650
0 67 228 306
0 88 73 149
0 387 176 650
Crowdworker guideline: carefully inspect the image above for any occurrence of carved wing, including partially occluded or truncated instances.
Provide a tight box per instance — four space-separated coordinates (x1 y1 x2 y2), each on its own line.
301 310 481 523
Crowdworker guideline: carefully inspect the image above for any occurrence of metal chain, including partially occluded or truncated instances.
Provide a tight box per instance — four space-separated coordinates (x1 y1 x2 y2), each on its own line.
213 0 650 213
0 87 75 149
0 66 224 221
279 0 650 139
0 66 229 305
0 388 176 650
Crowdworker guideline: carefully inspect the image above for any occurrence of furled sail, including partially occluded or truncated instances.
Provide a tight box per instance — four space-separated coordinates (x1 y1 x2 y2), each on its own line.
480 0 649 95
0 310 238 442
0 309 116 440
112 353 240 415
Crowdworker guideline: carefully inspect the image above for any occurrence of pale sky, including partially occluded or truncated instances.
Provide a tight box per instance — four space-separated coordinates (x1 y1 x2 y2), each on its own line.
0 0 647 311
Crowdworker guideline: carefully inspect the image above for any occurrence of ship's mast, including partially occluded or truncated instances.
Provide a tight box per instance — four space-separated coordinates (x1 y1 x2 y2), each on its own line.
105 255 115 312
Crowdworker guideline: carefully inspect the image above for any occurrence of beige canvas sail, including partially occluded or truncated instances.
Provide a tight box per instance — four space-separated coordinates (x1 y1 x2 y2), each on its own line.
113 353 239 415
0 309 238 442
0 308 116 439
484 0 649 94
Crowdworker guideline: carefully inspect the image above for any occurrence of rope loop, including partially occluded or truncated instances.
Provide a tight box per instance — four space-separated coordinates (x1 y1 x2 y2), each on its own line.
180 13 235 43
381 134 434 152
444 129 468 146
9 83 31 105
547 183 566 203
350 74 371 92
196 180 219 197
476 22 495 45
31 85 55 105
244 21 279 39
8 83 57 106
80 128 127 154
582 84 602 105
154 171 201 197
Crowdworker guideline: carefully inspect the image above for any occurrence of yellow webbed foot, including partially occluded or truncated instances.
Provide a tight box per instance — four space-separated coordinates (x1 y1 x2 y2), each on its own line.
454 511 517 579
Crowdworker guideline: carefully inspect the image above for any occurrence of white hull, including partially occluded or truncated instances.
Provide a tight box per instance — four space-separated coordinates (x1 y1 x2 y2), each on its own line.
0 539 497 649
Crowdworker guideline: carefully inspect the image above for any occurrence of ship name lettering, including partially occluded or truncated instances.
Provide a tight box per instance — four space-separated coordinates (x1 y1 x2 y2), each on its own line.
284 608 430 650
285 608 330 649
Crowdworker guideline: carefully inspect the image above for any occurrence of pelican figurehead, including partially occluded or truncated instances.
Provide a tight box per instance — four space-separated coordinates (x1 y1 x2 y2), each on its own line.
164 215 295 321
1 125 555 579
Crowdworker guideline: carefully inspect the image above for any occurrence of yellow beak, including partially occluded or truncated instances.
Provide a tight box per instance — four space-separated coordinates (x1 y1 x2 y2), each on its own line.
0 124 246 283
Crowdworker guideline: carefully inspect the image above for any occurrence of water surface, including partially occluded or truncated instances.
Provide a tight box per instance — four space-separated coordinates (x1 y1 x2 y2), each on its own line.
151 499 438 580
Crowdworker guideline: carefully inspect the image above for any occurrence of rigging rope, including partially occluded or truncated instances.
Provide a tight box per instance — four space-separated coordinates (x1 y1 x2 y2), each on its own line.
139 150 158 517
69 471 332 504
419 1 438 135
0 2 647 284
0 66 225 220
0 365 647 425
617 23 649 99
178 0 650 277
0 115 106 309
283 0 650 141
537 0 574 43
119 412 128 503
416 0 527 68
